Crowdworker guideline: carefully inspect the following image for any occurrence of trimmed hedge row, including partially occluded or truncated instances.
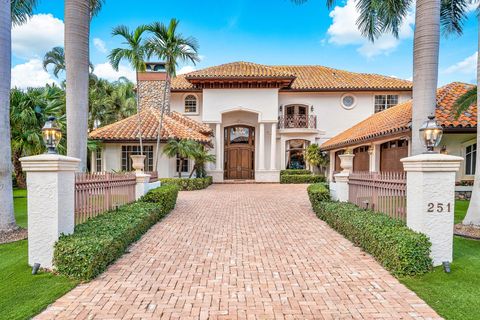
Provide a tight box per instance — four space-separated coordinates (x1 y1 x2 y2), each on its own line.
280 169 312 176
280 174 326 184
307 184 432 277
159 176 213 191
53 184 179 281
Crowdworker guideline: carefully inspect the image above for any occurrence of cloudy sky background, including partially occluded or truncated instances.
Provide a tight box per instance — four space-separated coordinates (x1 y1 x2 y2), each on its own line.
11 0 478 89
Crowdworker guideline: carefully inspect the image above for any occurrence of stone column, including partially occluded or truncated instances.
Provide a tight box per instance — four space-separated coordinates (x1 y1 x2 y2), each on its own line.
20 154 80 269
332 153 355 202
215 123 222 171
270 123 277 170
258 123 265 170
402 153 463 266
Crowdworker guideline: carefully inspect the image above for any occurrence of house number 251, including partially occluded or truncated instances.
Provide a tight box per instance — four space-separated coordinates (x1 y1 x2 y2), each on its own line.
427 202 452 213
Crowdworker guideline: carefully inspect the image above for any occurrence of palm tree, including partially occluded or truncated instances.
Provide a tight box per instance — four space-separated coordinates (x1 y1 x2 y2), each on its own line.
189 143 216 178
64 0 104 172
163 139 196 178
146 19 200 171
43 46 94 78
109 24 150 155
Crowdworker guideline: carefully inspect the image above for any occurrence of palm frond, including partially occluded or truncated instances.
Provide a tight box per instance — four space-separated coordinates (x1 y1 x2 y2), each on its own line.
440 0 471 36
11 0 36 26
453 87 477 118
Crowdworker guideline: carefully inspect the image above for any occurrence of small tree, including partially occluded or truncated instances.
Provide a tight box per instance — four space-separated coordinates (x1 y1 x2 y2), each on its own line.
162 139 196 178
189 143 215 178
305 144 328 175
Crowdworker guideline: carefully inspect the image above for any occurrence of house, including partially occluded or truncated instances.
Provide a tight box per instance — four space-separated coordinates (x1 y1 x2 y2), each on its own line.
90 61 413 182
321 82 477 190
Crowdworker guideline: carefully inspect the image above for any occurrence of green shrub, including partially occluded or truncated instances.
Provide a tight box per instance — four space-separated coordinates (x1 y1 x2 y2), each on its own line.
159 176 213 191
280 169 312 176
280 174 326 184
53 185 179 281
307 185 432 277
307 183 330 206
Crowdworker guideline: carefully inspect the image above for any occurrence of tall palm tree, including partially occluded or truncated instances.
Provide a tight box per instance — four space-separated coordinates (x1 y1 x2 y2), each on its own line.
163 139 197 178
146 19 200 171
64 0 104 172
109 24 150 155
43 46 94 78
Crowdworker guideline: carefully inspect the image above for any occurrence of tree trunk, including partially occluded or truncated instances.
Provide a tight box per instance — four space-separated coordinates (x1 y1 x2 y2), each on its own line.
462 17 480 225
178 158 183 178
411 0 441 155
0 0 16 231
12 151 26 189
65 0 90 171
136 73 144 155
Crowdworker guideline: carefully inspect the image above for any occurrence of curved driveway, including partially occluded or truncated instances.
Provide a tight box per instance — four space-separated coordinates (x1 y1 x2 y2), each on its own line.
37 184 440 319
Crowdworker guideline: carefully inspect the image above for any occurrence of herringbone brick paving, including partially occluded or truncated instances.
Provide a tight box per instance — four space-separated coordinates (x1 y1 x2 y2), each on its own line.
36 184 440 319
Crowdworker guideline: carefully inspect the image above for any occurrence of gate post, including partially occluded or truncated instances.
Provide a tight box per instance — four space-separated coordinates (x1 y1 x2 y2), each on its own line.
331 152 355 202
401 153 462 266
20 154 80 269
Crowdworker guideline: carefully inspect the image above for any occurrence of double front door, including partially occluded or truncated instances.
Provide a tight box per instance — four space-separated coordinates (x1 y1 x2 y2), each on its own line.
224 126 255 180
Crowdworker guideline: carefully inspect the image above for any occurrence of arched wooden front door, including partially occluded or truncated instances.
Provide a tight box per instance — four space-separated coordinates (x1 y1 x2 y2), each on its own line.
224 126 255 180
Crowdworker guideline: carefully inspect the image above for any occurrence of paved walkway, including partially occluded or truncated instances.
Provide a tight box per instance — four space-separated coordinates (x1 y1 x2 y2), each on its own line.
37 184 440 319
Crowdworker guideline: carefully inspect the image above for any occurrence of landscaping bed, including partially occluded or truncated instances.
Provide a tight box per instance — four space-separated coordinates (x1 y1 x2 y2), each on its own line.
307 183 432 276
53 184 179 281
159 176 212 191
280 169 325 184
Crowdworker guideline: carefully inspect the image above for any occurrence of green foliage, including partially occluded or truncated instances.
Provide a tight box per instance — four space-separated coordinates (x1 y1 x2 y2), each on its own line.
453 87 477 118
280 169 312 176
307 183 330 206
163 139 198 178
109 24 150 72
280 174 326 184
305 144 329 172
190 144 215 178
307 186 432 276
53 185 179 281
159 176 213 191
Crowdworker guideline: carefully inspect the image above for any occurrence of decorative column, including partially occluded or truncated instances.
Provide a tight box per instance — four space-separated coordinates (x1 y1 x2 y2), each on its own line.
20 154 80 269
215 123 221 171
402 153 463 266
270 123 277 170
258 123 265 170
332 151 355 202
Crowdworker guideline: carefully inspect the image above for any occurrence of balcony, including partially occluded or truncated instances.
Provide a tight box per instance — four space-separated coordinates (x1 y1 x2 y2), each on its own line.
278 114 317 130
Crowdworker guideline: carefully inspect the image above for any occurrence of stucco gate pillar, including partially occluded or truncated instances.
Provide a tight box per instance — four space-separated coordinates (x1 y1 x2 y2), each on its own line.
331 152 354 202
401 153 463 266
20 154 80 269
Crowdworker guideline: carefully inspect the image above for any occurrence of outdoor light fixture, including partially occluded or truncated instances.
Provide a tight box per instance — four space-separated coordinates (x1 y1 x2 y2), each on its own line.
279 105 283 113
419 115 443 153
42 116 62 154
310 105 314 112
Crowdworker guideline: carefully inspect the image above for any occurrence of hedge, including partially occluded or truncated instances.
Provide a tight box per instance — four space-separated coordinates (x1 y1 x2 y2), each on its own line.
280 169 312 176
280 174 326 184
159 176 213 191
53 185 179 281
307 183 432 277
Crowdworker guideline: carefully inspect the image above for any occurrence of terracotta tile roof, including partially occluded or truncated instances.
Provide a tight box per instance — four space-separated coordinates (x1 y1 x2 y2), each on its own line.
170 61 412 91
321 82 477 151
89 108 212 142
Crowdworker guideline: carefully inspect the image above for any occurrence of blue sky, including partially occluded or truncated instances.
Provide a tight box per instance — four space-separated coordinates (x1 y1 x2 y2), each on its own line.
10 0 478 88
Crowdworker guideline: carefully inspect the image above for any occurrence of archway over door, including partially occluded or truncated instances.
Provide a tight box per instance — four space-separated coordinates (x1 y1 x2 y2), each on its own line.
224 125 255 180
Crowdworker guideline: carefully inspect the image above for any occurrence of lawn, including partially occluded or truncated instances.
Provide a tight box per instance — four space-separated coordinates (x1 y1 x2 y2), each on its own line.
400 200 480 320
0 189 78 320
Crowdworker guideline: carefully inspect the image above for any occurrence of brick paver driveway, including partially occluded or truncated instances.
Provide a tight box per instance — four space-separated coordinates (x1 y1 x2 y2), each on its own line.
38 184 440 320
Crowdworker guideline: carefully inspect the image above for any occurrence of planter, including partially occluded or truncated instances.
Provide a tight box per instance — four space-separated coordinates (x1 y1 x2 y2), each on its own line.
130 155 146 173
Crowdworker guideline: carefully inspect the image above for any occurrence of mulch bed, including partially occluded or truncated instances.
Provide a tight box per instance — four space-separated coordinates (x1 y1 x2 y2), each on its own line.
0 227 28 244
454 223 480 240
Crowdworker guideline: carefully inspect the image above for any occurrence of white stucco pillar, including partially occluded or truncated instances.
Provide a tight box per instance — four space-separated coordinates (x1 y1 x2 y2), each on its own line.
270 123 277 170
215 123 222 171
20 154 80 269
401 153 463 267
331 153 355 202
135 172 151 200
258 123 265 170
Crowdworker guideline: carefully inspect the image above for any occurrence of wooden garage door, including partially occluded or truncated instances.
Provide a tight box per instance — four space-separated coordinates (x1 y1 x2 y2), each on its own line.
353 146 369 172
380 140 408 172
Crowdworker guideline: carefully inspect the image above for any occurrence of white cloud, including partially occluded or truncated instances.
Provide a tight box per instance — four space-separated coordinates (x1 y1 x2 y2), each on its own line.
467 2 478 13
177 66 196 74
94 62 136 82
444 52 477 74
11 59 58 89
93 38 107 53
12 13 64 59
327 0 414 58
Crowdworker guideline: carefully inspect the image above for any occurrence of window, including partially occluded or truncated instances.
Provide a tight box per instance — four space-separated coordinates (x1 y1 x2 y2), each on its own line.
341 94 356 109
95 149 102 172
176 154 189 173
286 139 309 169
184 95 197 113
465 143 477 175
375 95 399 113
121 146 153 172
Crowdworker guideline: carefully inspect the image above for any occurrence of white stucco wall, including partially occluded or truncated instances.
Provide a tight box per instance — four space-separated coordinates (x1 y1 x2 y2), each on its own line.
170 92 203 123
438 133 476 181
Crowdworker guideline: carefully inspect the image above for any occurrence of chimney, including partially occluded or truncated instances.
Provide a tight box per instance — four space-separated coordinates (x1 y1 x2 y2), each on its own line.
137 62 170 112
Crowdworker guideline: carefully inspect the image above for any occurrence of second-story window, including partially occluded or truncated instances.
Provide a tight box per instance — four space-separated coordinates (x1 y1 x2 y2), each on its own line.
375 94 399 113
184 95 197 113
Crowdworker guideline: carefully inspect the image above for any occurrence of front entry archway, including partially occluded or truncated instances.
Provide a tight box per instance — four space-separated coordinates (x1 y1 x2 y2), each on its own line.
224 125 255 180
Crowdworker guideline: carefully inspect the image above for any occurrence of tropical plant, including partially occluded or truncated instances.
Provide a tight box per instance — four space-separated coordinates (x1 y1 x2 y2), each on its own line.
43 46 94 78
109 24 150 155
162 139 197 178
146 19 200 171
189 143 215 178
305 144 329 174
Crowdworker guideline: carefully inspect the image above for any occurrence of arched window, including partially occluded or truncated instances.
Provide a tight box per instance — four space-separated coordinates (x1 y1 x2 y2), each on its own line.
184 95 197 113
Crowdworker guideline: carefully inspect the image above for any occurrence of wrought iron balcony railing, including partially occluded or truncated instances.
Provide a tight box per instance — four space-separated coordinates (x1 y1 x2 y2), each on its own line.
278 114 317 129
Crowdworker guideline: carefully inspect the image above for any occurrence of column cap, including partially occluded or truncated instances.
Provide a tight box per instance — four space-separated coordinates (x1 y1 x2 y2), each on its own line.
401 153 463 172
20 154 80 172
